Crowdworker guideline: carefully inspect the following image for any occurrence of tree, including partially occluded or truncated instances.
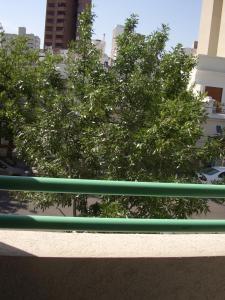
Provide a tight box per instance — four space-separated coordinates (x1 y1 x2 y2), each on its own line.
81 14 223 218
5 8 225 218
10 7 106 214
0 26 63 158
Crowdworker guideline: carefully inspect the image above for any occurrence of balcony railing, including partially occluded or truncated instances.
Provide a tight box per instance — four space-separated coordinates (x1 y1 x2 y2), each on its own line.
1 176 225 233
204 96 225 115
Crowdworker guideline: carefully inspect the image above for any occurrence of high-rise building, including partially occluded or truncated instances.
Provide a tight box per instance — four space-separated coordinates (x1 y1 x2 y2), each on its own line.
190 0 225 141
92 38 109 67
197 0 225 57
44 0 91 51
110 25 124 62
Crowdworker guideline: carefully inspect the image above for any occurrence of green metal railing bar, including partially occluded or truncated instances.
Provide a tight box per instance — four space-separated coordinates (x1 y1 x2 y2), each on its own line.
0 175 225 198
1 176 225 233
1 215 225 232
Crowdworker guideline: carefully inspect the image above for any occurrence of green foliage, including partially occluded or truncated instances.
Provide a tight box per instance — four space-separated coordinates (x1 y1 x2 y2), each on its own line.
0 30 63 157
2 8 225 218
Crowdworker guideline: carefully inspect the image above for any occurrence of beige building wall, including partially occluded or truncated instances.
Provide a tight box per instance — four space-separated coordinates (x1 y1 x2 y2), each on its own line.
111 25 124 61
217 0 225 57
197 0 223 56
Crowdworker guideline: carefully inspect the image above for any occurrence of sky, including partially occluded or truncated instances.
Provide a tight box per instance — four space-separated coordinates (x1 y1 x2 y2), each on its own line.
0 0 202 55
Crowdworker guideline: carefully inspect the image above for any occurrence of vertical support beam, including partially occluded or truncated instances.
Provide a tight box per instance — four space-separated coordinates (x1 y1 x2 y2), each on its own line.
197 0 223 56
217 0 225 57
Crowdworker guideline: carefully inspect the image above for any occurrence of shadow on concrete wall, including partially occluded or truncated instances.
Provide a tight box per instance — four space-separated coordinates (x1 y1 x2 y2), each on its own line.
0 256 224 300
0 241 34 257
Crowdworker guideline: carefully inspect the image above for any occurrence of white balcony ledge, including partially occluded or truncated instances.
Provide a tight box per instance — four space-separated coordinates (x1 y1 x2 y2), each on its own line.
0 230 225 257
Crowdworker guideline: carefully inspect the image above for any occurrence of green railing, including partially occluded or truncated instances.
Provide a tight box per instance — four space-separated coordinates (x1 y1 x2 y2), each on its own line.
1 175 225 233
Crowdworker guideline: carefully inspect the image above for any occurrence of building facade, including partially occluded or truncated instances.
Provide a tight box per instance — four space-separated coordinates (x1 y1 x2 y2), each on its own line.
4 27 40 49
110 25 125 63
188 0 225 146
44 0 91 51
197 0 225 58
92 38 109 66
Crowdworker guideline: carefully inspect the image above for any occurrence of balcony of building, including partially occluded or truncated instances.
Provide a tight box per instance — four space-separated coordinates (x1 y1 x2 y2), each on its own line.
57 7 66 15
1 176 225 299
45 31 53 38
46 10 55 16
46 18 54 25
204 96 225 117
1 230 225 300
57 10 66 16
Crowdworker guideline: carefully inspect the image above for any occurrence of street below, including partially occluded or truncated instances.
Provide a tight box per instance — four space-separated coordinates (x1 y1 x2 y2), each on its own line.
1 192 225 219
0 191 73 216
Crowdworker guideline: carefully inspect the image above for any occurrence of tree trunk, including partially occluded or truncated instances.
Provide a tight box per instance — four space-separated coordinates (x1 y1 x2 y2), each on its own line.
72 199 77 217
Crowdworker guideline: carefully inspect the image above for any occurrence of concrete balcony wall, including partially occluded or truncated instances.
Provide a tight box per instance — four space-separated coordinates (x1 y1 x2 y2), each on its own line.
191 55 225 106
203 116 225 137
1 231 225 300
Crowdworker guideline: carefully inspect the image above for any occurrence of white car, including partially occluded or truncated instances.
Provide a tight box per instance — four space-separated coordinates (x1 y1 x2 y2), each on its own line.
197 167 225 183
0 159 29 176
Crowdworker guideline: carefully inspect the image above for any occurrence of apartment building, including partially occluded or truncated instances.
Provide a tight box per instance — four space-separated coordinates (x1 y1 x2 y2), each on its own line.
110 25 124 63
44 0 91 51
191 0 225 142
4 27 40 49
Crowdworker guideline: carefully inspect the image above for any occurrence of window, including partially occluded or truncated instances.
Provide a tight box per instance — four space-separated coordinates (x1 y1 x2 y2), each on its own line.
45 34 52 39
219 172 225 179
56 35 63 39
46 18 54 24
48 3 55 7
58 3 66 7
216 125 223 134
46 26 53 31
56 27 63 31
57 11 66 16
55 43 63 47
47 11 55 16
202 168 219 175
57 19 64 23
205 86 223 113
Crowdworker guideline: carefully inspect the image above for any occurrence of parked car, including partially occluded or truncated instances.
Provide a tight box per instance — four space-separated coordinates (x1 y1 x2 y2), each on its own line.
0 159 30 176
197 167 225 183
